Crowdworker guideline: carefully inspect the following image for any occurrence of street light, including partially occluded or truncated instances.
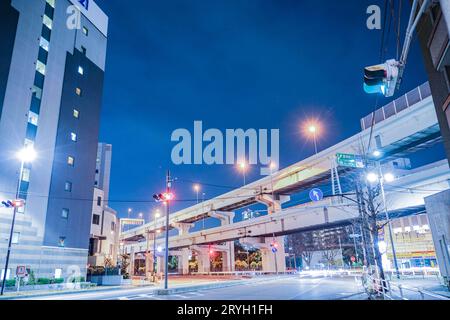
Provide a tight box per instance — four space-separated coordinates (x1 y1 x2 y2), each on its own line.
269 161 278 214
193 184 200 204
1 146 37 295
152 210 161 278
303 121 321 155
238 161 247 185
127 208 132 219
365 167 401 279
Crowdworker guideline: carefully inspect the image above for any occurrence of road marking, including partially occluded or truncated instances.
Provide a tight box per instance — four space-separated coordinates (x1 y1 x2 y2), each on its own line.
172 294 189 299
118 297 130 300
185 292 204 296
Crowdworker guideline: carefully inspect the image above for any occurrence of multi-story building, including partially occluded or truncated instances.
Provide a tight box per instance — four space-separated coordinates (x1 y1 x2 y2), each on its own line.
416 0 450 287
0 0 108 280
89 143 118 267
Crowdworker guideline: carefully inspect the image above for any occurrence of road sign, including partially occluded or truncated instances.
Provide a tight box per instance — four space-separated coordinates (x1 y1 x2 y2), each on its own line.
16 266 27 278
309 188 323 202
336 153 365 169
350 256 356 263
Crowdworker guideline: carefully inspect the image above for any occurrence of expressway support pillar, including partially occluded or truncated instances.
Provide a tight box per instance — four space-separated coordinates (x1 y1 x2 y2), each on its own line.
129 246 135 276
194 247 211 273
261 236 286 273
256 194 290 214
178 248 191 275
222 242 235 272
172 222 194 236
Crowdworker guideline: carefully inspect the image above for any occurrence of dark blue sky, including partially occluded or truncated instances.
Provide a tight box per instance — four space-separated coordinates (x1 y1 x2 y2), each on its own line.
94 0 443 221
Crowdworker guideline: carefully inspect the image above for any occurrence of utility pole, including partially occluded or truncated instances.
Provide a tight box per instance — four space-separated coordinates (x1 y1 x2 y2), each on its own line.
164 170 172 290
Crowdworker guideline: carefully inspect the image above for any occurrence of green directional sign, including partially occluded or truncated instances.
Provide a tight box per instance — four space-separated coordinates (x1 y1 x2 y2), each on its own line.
336 153 365 169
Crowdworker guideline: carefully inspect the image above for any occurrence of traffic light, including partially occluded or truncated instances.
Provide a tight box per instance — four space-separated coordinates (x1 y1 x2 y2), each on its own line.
364 59 399 97
153 193 174 202
1 199 25 208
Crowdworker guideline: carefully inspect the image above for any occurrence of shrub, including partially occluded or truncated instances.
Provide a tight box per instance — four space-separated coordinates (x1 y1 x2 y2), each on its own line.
5 279 16 287
53 278 64 284
37 278 51 285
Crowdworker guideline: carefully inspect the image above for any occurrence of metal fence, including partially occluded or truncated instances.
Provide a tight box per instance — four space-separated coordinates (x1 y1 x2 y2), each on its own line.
360 82 432 130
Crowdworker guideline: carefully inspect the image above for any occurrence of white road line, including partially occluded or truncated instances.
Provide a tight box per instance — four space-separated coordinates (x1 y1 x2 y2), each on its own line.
118 297 130 300
172 294 189 299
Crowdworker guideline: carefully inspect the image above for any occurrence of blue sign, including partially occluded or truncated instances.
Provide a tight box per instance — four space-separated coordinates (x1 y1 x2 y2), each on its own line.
309 188 324 202
271 247 278 253
78 0 89 10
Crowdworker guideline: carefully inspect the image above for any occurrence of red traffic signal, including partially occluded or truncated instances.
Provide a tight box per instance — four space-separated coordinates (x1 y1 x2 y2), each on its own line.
153 193 174 202
1 199 25 208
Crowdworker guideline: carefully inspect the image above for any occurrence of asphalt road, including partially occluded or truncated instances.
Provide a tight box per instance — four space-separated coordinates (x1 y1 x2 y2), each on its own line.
19 275 367 300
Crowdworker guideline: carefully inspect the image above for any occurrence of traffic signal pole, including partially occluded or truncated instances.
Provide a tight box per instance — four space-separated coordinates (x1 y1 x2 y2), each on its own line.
164 170 171 290
1 160 24 295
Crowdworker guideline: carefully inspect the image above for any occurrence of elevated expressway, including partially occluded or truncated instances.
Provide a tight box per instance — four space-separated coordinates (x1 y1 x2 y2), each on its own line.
121 83 448 274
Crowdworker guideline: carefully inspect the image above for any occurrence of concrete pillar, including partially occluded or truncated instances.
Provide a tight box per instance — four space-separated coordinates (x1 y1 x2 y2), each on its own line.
177 248 191 275
222 241 235 272
129 247 135 276
260 236 286 273
172 222 194 236
256 194 290 214
145 252 153 278
194 247 211 273
210 211 235 225
156 256 164 274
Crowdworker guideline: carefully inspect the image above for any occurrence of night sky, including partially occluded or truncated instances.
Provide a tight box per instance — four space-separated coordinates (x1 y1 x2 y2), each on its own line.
94 0 445 223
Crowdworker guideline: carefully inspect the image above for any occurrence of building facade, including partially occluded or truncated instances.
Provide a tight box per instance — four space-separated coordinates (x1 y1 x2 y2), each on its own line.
89 143 118 267
0 0 108 280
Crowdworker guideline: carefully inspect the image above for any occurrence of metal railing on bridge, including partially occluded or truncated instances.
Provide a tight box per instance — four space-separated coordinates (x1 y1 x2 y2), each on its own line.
360 82 432 130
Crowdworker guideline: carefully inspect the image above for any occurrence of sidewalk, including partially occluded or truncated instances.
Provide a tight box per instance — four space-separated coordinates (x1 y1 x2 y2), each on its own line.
390 277 450 299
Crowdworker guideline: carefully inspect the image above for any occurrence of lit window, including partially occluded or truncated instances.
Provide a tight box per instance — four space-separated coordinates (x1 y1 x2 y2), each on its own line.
422 224 430 230
46 0 55 8
21 168 31 182
58 237 66 247
39 37 50 51
54 268 62 279
62 208 69 219
43 15 53 30
82 26 88 35
404 226 411 233
73 109 80 118
32 85 43 99
70 132 77 142
36 60 46 75
75 87 82 96
78 66 84 75
65 181 72 192
67 156 75 166
28 111 39 126
12 232 20 244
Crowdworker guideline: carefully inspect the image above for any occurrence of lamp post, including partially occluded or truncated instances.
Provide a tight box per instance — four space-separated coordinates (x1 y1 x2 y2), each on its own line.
1 146 37 295
309 125 318 155
164 170 173 290
303 121 321 155
238 161 247 186
193 184 200 204
127 208 132 219
269 161 278 214
366 164 400 279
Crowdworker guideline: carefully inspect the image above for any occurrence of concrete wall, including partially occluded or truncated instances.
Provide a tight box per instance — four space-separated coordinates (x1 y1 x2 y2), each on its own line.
425 189 450 285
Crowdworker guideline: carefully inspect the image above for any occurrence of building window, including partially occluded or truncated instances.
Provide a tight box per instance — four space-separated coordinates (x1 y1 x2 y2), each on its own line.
28 111 39 126
75 87 82 96
73 109 80 119
70 132 77 142
64 181 72 192
32 85 43 100
97 196 102 206
43 15 53 30
36 60 46 76
82 26 89 36
78 66 84 75
58 237 66 247
67 156 75 166
111 221 115 231
39 37 50 52
12 232 20 244
21 168 31 182
46 0 55 8
81 46 87 55
92 214 100 225
62 208 69 219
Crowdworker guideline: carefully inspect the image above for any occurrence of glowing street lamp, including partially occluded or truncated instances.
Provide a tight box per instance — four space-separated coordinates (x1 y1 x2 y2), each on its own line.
238 161 248 186
1 147 37 295
127 208 132 219
303 121 321 155
193 184 200 204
